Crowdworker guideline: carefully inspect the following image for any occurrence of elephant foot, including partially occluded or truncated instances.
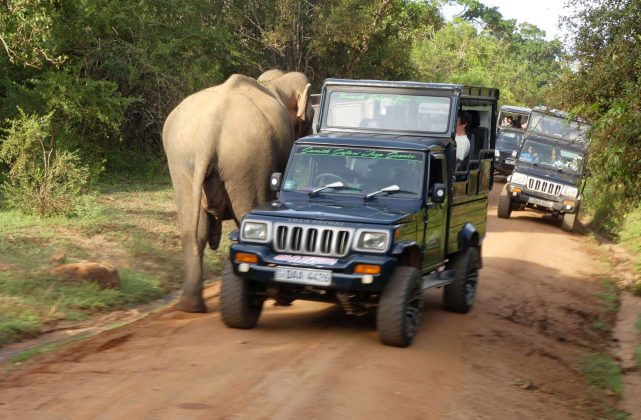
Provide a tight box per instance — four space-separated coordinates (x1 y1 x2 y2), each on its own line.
175 296 208 313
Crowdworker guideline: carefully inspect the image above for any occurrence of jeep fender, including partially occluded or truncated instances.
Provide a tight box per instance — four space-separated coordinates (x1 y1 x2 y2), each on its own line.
391 240 422 269
457 223 482 268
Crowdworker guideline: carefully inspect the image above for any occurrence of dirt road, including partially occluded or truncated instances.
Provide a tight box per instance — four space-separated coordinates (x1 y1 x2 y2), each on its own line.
0 181 612 419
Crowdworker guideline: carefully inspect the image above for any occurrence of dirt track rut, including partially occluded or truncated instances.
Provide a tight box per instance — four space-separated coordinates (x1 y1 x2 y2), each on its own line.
0 181 615 419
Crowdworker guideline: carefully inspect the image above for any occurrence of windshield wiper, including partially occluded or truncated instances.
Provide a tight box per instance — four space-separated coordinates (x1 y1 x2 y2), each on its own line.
364 185 413 201
309 181 345 197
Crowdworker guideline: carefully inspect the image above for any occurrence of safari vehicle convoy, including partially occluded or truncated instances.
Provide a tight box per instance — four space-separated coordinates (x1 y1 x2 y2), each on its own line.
498 106 591 232
220 78 499 347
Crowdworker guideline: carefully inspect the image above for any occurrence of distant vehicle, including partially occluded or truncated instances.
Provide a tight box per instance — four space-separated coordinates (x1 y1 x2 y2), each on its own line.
494 127 523 175
220 78 499 347
498 106 591 231
497 105 531 130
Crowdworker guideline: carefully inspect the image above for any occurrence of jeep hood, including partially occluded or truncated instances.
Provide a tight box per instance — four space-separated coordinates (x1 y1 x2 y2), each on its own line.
250 200 414 225
515 165 581 185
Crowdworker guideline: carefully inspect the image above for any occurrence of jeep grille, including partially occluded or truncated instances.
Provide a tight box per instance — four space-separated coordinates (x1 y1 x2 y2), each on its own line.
274 224 352 257
526 177 562 196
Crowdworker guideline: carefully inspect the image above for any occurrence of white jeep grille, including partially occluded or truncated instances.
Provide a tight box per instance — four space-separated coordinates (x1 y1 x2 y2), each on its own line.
526 177 563 196
274 224 353 257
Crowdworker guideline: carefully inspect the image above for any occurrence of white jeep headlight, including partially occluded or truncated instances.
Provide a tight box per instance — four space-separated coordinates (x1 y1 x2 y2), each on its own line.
355 230 389 252
494 149 500 158
511 172 527 185
241 221 269 242
562 186 578 198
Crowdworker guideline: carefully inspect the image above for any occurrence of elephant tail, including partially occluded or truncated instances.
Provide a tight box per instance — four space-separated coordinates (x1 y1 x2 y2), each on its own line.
191 165 207 256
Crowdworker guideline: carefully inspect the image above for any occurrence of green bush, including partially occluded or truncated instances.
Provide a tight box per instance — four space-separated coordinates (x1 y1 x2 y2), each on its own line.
0 110 90 216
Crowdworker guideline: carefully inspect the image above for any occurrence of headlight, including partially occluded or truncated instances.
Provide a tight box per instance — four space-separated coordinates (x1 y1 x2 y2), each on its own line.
355 230 389 252
511 172 527 185
241 221 269 242
562 186 578 197
494 149 500 158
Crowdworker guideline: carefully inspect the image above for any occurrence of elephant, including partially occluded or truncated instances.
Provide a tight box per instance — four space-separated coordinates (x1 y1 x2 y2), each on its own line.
256 68 285 83
162 71 312 312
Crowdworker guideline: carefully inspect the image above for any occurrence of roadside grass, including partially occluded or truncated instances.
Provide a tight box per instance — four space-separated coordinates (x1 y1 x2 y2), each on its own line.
589 279 620 333
623 317 640 420
578 279 628 418
0 176 230 346
579 353 624 397
616 206 641 296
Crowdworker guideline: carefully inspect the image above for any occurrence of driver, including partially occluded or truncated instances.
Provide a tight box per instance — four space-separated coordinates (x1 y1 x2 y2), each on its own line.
313 156 359 186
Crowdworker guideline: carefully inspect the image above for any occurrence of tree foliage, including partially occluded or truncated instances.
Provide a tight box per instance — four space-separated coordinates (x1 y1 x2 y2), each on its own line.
413 6 563 107
552 0 641 230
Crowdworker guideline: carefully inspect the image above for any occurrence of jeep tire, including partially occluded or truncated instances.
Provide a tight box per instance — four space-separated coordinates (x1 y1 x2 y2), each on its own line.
497 185 512 219
377 267 424 348
443 246 479 313
220 258 264 329
562 207 579 232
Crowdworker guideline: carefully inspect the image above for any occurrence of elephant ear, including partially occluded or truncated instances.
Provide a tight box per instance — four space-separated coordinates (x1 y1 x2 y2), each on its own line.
296 83 312 121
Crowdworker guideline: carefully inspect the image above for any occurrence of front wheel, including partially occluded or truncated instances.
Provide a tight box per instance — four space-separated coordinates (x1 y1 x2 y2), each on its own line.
443 246 480 313
562 209 578 232
497 185 512 218
377 267 424 347
220 259 264 329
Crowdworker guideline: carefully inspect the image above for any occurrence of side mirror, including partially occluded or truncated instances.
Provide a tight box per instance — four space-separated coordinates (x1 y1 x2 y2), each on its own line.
270 172 282 192
431 183 446 204
229 229 240 242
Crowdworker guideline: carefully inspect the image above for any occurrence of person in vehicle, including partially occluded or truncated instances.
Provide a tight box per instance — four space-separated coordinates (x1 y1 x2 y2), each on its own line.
455 111 471 168
550 148 565 168
512 115 523 128
520 145 539 163
503 115 513 127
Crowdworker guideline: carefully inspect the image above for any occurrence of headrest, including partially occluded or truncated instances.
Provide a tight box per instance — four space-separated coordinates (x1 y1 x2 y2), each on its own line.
467 110 481 128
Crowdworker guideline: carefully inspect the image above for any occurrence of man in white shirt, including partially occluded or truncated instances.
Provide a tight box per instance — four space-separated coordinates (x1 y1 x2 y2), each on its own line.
455 111 471 167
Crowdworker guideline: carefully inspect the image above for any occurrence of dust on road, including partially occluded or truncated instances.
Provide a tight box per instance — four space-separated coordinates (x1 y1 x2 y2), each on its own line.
0 181 611 419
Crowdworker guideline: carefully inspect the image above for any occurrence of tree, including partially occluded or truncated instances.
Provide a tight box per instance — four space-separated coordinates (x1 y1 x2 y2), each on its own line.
552 0 641 224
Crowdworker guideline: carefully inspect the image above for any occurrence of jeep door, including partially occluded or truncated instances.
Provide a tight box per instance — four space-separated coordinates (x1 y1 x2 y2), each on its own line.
423 152 448 271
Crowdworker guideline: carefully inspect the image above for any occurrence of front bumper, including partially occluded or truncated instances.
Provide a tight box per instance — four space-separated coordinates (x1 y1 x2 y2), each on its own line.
494 156 516 174
506 184 579 213
229 244 398 292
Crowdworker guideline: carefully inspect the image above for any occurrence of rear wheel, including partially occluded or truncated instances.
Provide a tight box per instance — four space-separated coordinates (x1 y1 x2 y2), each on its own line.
220 259 264 329
377 267 423 348
497 185 512 218
443 246 479 313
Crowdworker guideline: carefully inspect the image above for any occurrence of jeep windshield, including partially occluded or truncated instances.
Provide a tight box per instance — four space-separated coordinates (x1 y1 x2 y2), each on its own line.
497 130 522 147
282 145 424 198
518 139 584 174
325 91 451 133
528 111 589 142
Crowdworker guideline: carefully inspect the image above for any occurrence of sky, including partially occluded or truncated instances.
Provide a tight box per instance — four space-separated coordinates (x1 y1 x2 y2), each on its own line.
442 0 572 41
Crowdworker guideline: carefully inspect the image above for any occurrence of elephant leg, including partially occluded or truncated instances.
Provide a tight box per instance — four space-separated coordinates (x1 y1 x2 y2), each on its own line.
171 171 210 313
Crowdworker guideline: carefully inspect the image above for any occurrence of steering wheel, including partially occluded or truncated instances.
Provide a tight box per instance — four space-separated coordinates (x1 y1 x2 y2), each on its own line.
313 173 346 186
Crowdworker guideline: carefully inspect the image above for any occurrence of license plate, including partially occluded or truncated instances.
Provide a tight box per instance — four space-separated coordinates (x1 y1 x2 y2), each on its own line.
275 266 332 286
529 197 553 208
505 158 515 165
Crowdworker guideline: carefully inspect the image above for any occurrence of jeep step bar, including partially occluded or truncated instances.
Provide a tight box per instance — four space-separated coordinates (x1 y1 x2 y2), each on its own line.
422 269 454 290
